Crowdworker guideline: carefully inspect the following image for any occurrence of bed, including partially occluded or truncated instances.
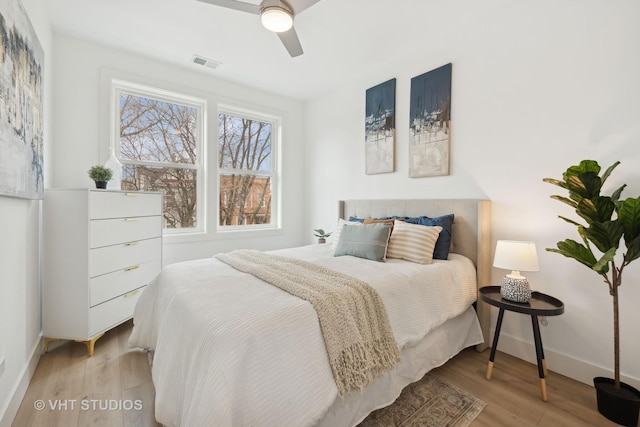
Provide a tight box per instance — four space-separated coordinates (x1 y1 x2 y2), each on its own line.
129 198 491 427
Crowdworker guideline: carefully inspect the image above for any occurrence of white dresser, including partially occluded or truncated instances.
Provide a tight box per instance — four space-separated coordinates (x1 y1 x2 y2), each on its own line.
43 189 162 355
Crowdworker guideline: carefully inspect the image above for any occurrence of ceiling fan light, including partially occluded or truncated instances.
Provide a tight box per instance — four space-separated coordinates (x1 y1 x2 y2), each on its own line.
261 7 293 32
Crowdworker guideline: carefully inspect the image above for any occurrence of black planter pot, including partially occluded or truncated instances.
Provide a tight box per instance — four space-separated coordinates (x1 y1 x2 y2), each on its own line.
94 180 108 189
594 377 640 426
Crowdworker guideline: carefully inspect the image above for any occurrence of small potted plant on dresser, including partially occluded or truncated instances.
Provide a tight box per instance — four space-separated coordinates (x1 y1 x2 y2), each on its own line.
544 160 640 426
88 165 113 189
313 228 331 244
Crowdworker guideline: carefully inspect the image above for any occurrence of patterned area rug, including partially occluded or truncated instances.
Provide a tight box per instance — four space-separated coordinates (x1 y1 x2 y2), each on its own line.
358 374 486 427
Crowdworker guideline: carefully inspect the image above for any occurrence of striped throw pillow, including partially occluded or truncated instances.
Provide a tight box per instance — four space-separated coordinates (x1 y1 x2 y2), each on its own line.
386 220 442 264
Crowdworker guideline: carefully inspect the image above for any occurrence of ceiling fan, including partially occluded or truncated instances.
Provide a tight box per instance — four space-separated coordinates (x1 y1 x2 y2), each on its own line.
197 0 321 57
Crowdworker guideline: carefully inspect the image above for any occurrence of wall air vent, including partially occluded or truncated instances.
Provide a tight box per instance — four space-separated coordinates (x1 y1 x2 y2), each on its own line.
192 55 222 69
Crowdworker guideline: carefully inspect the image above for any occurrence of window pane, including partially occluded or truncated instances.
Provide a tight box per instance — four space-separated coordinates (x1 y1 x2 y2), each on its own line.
219 174 271 226
122 165 197 229
218 114 271 172
120 93 197 165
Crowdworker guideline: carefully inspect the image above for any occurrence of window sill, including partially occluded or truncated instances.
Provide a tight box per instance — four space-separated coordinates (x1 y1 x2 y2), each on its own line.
162 227 284 245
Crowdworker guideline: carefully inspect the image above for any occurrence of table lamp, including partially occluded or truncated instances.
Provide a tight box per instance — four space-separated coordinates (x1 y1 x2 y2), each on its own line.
493 240 539 303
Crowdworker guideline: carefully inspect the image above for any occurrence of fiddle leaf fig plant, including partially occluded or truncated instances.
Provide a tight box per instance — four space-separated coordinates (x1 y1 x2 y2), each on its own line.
544 160 640 392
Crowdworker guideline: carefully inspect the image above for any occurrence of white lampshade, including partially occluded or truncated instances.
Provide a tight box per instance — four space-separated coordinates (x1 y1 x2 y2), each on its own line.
493 240 539 274
493 240 539 303
261 7 293 32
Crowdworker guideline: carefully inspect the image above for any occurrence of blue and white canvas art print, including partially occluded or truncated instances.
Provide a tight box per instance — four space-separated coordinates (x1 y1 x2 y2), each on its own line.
409 63 451 177
0 0 44 199
365 78 396 174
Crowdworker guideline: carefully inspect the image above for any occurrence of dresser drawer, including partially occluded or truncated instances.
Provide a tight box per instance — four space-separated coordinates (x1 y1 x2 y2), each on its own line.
90 259 160 307
91 216 162 248
90 191 162 219
89 237 161 277
89 286 144 336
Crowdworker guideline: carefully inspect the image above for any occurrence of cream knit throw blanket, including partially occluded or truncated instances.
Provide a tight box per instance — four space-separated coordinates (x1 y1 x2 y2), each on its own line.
215 249 401 397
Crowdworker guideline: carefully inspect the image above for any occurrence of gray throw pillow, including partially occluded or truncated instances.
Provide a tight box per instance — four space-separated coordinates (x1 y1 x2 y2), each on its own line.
333 223 392 262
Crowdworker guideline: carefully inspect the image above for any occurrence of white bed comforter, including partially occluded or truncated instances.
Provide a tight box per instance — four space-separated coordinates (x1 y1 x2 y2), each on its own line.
129 244 477 427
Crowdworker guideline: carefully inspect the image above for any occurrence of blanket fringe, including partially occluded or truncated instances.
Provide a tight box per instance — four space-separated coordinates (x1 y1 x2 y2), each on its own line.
333 337 401 397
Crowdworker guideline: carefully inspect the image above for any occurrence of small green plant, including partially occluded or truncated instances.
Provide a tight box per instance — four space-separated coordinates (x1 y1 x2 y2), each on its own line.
88 165 113 182
313 228 331 239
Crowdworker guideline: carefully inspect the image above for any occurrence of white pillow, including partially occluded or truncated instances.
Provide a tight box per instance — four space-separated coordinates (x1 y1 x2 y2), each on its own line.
331 218 363 251
386 220 442 264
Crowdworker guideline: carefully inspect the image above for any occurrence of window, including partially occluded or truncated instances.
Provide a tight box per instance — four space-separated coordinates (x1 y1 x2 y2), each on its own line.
218 108 278 229
108 76 281 238
112 80 205 234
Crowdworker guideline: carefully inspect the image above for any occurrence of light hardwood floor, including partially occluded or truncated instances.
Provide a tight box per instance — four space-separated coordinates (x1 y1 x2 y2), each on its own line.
13 320 625 427
13 320 159 427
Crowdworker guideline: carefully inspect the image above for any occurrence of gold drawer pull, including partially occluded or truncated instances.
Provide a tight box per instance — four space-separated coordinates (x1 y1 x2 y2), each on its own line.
124 217 139 222
124 241 140 247
124 192 138 197
124 289 141 298
124 265 140 272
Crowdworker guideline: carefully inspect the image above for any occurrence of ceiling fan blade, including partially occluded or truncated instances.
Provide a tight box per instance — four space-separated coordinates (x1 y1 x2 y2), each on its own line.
286 0 321 15
196 0 260 14
277 27 304 57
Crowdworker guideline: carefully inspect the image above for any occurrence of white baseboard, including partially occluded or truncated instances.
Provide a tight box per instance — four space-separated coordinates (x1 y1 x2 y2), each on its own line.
0 337 42 427
496 331 640 391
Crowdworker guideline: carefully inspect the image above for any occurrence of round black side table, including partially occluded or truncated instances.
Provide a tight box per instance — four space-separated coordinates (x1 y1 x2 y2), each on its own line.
480 285 564 401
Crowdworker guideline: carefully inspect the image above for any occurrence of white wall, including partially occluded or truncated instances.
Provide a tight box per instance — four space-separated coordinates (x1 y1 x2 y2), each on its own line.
304 0 640 389
51 34 307 265
0 0 52 424
2 2 639 423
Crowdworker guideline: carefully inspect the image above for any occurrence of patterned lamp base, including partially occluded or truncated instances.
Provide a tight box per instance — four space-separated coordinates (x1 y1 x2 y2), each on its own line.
500 276 531 303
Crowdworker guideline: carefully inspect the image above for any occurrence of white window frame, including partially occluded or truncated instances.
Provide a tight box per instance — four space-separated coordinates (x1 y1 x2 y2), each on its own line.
101 70 284 243
110 79 207 235
217 104 280 233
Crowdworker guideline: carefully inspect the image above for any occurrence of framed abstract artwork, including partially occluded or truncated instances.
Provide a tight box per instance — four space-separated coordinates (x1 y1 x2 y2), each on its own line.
409 63 451 177
365 78 396 174
0 0 45 199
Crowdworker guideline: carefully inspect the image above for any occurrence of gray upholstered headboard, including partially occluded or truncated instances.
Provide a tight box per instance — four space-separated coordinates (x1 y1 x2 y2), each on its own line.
338 199 492 351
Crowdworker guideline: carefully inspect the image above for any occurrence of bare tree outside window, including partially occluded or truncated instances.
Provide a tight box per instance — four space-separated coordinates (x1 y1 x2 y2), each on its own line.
112 81 278 234
118 92 200 230
218 113 274 227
